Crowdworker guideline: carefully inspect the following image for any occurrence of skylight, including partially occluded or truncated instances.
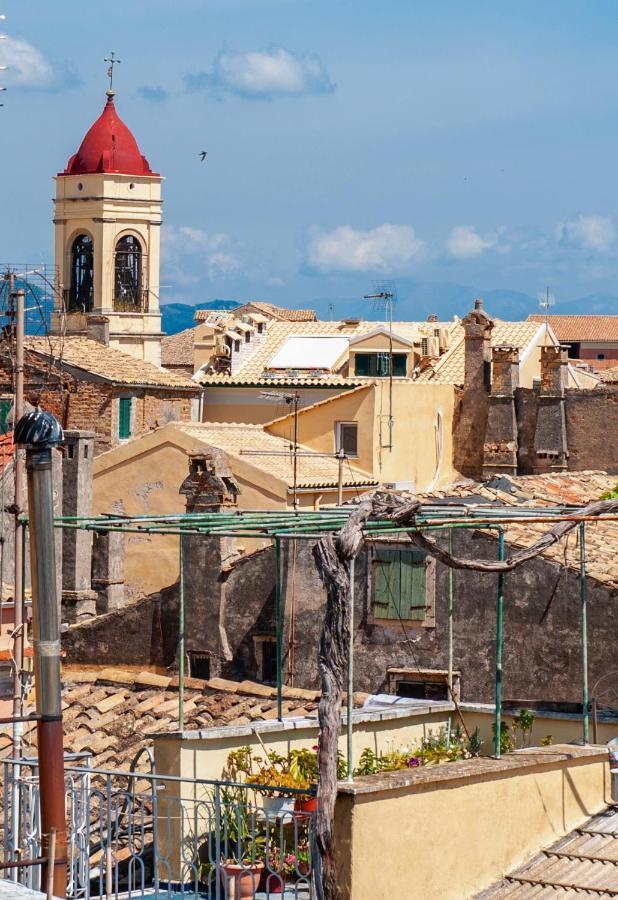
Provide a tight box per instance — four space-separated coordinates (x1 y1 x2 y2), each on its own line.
268 336 349 370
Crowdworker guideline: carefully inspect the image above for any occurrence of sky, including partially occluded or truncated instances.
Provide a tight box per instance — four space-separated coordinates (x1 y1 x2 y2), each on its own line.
2 0 618 314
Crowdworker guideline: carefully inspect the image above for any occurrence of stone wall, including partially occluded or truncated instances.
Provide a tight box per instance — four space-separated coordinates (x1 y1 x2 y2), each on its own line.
564 387 618 472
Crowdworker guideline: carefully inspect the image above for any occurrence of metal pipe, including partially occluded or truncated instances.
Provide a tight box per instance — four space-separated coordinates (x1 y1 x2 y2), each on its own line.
16 410 66 898
494 529 505 759
12 286 25 763
337 448 344 507
178 534 185 732
275 537 282 720
579 521 589 745
346 558 355 782
447 529 454 696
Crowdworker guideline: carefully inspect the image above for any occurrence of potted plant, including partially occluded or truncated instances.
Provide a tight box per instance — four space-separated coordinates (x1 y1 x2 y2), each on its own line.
218 784 265 900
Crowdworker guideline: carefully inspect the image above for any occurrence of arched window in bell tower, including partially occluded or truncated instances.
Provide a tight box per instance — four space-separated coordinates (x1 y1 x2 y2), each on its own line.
114 235 143 311
69 234 94 312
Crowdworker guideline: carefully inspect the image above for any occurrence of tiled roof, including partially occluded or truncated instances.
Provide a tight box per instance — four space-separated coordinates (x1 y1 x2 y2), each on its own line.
26 337 198 390
0 668 321 771
176 421 378 488
415 321 543 384
198 374 366 387
427 470 618 589
161 328 195 368
238 302 318 322
198 320 453 386
598 365 618 383
481 803 618 897
528 314 618 342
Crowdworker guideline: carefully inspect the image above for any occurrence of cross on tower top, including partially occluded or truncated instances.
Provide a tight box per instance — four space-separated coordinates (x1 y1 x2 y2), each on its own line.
104 51 121 96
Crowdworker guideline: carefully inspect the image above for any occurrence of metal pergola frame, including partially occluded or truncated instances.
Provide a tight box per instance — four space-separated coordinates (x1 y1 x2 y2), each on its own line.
52 503 616 764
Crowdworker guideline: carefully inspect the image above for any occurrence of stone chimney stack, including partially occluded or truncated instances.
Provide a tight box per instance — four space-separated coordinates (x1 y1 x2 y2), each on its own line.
179 448 241 679
482 346 519 477
61 430 98 622
463 298 494 391
532 346 569 472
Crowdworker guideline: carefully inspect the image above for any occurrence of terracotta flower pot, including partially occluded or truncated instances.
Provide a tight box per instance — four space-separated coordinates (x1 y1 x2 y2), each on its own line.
294 796 317 814
262 871 285 894
221 861 264 899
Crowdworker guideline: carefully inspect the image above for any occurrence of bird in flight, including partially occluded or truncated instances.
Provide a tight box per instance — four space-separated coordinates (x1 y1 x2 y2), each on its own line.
199 151 208 161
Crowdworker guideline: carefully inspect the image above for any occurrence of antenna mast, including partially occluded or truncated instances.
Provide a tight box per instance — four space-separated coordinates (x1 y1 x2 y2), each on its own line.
364 286 395 450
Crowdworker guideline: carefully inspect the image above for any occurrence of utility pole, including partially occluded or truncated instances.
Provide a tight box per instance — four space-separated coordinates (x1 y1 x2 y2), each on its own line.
15 410 66 898
10 280 25 760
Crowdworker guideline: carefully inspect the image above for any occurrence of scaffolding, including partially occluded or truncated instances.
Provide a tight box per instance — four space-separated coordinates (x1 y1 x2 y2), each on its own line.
51 501 617 764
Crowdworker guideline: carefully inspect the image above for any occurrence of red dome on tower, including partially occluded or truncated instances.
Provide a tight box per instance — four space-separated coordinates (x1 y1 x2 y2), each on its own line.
61 94 158 177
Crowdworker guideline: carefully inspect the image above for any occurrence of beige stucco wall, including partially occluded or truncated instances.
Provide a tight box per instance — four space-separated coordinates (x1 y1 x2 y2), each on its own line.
266 381 458 491
154 706 454 785
518 325 555 388
336 746 610 900
462 705 618 752
201 386 347 426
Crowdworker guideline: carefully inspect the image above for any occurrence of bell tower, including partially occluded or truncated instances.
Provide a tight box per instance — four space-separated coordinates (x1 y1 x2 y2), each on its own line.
52 89 163 366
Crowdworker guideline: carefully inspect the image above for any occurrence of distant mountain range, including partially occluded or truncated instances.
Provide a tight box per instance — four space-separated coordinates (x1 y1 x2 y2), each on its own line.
160 282 618 335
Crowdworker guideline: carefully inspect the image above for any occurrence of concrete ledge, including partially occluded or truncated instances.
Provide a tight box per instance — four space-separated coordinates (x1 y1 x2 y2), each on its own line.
338 743 607 795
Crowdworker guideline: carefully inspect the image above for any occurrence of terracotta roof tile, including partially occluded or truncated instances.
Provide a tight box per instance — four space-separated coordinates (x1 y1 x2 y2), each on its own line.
26 337 198 390
175 421 378 489
416 321 544 384
598 366 618 383
528 314 618 341
161 328 195 368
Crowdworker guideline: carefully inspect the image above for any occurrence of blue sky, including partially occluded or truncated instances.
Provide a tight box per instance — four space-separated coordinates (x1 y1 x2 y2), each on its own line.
2 0 618 313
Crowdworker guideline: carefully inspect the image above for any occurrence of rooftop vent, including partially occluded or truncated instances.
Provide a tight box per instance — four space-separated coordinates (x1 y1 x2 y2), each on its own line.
342 317 361 325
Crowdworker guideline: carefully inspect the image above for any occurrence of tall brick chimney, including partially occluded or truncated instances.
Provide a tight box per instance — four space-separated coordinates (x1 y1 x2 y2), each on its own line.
532 345 569 472
179 449 240 678
455 299 495 478
482 345 519 477
61 430 98 622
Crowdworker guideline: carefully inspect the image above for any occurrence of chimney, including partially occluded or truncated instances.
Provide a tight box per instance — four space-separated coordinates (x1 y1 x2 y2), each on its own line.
178 449 241 678
61 431 98 622
482 346 519 478
427 313 439 323
86 315 110 345
462 299 494 391
532 345 569 472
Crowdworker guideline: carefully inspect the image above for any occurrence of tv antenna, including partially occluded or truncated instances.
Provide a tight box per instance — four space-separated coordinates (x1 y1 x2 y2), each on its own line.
363 281 397 450
538 286 554 334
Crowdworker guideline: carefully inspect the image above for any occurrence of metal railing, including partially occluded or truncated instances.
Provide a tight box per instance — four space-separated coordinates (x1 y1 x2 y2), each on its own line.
1 757 314 899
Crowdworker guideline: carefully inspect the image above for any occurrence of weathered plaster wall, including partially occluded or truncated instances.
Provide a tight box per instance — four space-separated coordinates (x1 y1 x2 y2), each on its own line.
564 387 618 472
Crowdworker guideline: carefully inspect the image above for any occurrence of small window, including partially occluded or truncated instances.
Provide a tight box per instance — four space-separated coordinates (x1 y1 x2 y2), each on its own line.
335 422 358 458
234 340 240 353
373 547 428 623
0 399 12 435
188 651 210 680
597 353 606 360
245 331 251 343
118 397 133 440
67 444 75 460
354 352 407 377
254 638 277 683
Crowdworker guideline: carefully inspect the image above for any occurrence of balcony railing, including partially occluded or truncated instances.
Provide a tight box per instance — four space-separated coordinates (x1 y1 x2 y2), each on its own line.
1 757 315 900
113 289 149 313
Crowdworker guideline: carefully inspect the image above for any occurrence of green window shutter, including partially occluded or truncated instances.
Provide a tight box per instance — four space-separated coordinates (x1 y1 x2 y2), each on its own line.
401 549 427 620
374 547 426 621
118 398 132 439
0 400 11 435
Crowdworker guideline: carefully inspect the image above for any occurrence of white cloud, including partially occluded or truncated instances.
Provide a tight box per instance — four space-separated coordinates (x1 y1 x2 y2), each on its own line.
556 215 615 252
162 226 241 283
0 37 54 88
308 224 426 273
185 46 335 99
446 225 501 259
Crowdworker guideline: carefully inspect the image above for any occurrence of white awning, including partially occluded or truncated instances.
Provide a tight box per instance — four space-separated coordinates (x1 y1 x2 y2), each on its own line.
268 336 349 370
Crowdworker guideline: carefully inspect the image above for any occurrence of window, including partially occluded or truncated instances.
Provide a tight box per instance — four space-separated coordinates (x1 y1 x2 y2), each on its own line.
69 234 94 312
597 353 606 360
188 651 210 680
118 398 133 440
354 352 407 377
0 399 11 435
373 546 429 623
114 235 142 310
335 422 358 458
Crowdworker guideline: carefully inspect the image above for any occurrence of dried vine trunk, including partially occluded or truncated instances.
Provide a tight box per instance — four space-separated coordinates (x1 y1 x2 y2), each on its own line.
309 491 618 896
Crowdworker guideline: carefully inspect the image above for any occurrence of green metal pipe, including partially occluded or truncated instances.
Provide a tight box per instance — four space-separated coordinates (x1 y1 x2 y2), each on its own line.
447 529 454 696
494 529 505 759
178 535 185 732
579 522 589 745
275 537 283 721
347 559 355 783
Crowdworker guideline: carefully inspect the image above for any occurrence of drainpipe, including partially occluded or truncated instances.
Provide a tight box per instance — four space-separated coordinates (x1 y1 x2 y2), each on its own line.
15 410 66 898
